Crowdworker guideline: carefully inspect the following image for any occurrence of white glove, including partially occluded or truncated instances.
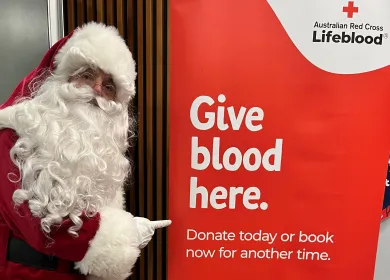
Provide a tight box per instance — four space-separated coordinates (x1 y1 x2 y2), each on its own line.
133 217 172 249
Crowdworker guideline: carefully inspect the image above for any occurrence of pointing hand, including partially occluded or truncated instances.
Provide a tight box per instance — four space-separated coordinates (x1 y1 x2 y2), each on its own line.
133 217 172 249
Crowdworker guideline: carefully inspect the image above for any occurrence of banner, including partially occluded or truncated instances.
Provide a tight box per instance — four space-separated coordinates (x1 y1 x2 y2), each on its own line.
168 1 390 279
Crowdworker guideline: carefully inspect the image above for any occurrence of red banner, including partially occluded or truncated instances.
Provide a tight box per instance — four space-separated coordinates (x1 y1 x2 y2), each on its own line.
168 1 390 279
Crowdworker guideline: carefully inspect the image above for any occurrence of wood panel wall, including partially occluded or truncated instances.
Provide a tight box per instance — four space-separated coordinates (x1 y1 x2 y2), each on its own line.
63 1 169 280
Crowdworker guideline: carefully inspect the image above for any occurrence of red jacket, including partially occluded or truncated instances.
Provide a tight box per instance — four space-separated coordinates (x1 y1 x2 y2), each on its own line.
0 129 140 280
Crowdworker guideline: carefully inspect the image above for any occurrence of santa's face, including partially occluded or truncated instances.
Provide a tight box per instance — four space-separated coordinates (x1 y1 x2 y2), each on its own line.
69 67 117 101
9 64 133 236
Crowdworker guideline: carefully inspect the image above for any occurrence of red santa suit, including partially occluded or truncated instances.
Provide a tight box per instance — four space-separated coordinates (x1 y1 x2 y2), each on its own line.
0 22 166 280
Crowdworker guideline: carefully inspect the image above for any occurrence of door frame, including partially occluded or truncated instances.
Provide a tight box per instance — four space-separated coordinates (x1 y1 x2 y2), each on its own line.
47 0 64 46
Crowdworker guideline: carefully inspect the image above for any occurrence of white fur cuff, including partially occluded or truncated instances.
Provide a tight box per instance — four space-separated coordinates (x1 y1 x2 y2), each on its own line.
75 207 141 280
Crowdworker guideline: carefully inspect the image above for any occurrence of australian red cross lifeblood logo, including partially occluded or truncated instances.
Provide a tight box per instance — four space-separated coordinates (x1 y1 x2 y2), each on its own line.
311 2 387 46
267 0 389 74
342 1 359 19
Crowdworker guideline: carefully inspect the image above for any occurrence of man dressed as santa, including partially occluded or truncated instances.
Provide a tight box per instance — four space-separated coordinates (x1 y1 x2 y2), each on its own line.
0 22 170 280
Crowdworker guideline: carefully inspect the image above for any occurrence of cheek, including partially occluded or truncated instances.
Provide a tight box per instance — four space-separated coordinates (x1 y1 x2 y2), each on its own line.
73 81 89 89
105 93 116 101
101 89 117 101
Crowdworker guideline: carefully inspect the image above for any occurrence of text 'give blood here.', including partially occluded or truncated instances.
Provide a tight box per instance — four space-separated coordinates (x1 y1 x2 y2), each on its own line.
189 94 281 210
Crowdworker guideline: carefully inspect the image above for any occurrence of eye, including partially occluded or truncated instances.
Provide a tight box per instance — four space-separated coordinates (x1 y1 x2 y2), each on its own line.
81 72 94 80
104 84 116 94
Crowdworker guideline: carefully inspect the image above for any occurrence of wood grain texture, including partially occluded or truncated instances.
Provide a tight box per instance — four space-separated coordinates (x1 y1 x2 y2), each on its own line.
66 0 76 33
76 0 85 26
86 0 95 22
63 1 169 279
96 0 104 22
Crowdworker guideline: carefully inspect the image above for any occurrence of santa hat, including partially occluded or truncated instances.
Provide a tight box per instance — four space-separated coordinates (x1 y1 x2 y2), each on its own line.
1 22 136 109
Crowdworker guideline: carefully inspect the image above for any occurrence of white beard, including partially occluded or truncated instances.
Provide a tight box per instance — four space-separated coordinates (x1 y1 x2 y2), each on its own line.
1 75 133 237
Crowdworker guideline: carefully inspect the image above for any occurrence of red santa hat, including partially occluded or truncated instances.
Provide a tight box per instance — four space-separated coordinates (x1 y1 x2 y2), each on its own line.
1 22 136 109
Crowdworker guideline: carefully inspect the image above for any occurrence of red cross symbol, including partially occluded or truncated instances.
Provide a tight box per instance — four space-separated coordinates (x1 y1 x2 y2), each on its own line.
342 1 359 18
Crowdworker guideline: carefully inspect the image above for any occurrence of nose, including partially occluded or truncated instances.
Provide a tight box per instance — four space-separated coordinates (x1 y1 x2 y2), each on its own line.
92 83 103 96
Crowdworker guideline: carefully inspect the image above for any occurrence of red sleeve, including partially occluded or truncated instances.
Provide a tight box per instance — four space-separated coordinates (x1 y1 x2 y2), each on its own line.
0 129 100 262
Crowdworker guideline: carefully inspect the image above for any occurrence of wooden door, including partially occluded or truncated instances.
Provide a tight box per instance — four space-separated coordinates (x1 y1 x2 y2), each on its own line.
63 1 169 279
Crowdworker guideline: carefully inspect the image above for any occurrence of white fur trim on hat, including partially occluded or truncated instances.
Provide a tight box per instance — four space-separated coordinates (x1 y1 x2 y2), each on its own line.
53 22 136 104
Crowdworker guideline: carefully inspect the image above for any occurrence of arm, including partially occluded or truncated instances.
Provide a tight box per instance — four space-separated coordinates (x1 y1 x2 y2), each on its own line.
75 207 141 280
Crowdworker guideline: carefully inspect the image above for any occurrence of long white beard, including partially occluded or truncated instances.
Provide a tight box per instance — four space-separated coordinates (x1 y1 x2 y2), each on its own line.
7 76 133 237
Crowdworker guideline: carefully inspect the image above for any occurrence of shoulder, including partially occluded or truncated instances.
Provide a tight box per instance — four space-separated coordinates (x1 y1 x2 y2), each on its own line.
0 129 18 150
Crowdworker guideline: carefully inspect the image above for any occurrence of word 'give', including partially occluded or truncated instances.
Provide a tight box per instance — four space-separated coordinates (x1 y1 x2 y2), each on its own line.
190 94 264 131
